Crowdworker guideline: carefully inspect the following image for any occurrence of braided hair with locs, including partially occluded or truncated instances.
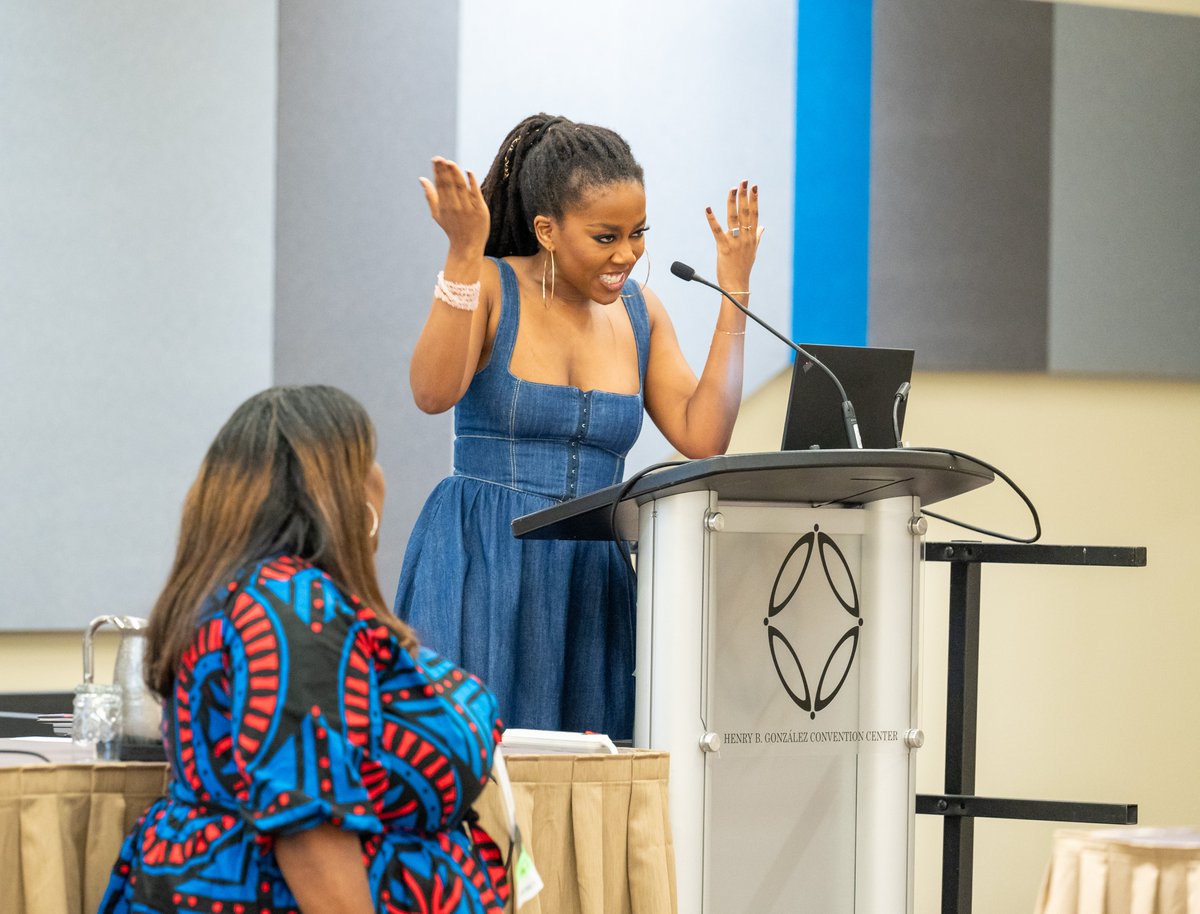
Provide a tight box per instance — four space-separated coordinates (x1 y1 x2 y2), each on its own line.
479 113 645 258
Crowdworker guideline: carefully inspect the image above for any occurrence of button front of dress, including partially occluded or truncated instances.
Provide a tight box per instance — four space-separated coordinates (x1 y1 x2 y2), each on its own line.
395 256 648 742
452 259 647 503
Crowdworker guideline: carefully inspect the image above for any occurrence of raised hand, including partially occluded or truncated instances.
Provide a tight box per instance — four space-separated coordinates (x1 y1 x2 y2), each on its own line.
419 156 490 257
704 180 762 293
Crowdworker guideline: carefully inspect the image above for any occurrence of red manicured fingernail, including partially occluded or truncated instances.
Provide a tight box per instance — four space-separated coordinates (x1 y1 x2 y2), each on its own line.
706 206 713 214
752 185 758 194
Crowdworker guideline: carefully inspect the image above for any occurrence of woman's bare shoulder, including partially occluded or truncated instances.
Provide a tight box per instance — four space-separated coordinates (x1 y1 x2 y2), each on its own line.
639 284 670 328
468 256 502 321
478 256 503 292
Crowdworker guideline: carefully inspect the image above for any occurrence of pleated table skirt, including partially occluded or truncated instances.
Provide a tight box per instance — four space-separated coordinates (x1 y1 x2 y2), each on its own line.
1037 828 1200 914
0 750 676 914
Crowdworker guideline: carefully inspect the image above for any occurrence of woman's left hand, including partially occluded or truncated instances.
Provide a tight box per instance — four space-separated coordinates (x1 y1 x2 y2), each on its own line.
705 180 762 293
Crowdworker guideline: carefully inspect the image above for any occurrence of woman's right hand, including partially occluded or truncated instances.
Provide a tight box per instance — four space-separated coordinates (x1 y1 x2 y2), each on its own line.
419 157 490 257
411 157 496 414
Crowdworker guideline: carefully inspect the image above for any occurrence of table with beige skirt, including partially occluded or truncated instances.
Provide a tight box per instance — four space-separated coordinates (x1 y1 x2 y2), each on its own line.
0 751 676 914
1037 827 1200 914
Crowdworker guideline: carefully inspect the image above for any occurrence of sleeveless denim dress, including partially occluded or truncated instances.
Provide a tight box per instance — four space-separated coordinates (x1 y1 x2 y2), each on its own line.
394 258 649 740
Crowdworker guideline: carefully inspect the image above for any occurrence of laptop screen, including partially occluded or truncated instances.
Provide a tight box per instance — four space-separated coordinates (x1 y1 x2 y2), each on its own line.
781 343 915 451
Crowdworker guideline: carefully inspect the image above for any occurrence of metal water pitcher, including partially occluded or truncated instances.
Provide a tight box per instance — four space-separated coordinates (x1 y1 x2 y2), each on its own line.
82 615 162 742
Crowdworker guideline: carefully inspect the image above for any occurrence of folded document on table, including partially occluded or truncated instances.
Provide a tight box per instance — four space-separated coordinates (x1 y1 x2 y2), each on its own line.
499 728 619 754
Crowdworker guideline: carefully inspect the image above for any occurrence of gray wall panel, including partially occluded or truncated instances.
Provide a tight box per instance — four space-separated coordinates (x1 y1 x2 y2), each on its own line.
869 0 1054 371
0 3 277 630
1048 6 1200 377
274 2 458 598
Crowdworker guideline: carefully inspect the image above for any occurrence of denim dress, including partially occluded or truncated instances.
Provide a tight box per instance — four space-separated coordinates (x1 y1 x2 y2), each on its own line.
395 258 648 740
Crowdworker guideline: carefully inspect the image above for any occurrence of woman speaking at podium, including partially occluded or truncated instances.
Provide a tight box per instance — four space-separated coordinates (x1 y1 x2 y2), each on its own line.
396 113 763 740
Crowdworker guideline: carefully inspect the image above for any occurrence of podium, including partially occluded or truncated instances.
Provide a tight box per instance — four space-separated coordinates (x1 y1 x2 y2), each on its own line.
514 449 993 913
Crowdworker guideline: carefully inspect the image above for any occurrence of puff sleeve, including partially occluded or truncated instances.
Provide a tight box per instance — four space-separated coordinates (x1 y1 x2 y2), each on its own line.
223 559 384 837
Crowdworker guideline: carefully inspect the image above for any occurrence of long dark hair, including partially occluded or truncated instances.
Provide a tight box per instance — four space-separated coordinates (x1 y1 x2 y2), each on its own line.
145 385 415 697
480 113 645 258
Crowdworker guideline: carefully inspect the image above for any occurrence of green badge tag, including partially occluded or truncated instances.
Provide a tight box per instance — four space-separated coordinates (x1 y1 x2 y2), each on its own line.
512 826 544 908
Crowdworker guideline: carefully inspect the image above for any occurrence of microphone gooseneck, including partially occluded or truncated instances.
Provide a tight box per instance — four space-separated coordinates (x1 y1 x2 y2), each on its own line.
670 260 862 448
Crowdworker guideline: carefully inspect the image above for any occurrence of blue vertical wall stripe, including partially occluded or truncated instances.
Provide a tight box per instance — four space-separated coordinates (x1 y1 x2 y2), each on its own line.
793 0 872 347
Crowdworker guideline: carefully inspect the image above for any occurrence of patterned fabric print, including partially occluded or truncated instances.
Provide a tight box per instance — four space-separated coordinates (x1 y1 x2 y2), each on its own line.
99 554 509 914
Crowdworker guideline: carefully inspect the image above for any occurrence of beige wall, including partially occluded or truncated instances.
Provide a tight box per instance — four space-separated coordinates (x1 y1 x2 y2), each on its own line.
730 368 1200 914
1031 0 1200 17
0 632 119 694
4 369 1196 914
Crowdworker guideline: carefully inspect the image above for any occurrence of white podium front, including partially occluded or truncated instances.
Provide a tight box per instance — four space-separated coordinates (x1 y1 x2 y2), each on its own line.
514 450 992 914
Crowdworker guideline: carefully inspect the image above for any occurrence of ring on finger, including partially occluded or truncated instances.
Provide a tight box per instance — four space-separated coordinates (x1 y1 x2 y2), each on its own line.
730 228 740 237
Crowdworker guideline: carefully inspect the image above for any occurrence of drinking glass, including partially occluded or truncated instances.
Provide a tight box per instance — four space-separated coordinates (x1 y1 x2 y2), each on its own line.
72 682 122 760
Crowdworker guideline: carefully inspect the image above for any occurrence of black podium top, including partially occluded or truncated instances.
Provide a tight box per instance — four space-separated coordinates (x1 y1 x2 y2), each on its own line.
513 449 994 541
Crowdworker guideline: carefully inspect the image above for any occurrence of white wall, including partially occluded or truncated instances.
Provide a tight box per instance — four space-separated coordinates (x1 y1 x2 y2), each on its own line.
0 3 277 630
457 0 798 472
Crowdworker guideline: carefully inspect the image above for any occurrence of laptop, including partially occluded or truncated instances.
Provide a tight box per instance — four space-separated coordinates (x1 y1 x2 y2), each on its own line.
781 343 915 451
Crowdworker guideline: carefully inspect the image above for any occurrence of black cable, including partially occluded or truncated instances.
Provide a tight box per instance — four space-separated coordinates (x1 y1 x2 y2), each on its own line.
892 384 1040 543
0 748 53 763
892 382 910 449
912 447 1042 543
606 460 688 670
607 460 688 576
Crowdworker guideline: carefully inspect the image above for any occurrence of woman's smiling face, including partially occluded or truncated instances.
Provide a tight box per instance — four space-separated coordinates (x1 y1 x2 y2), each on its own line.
537 180 648 306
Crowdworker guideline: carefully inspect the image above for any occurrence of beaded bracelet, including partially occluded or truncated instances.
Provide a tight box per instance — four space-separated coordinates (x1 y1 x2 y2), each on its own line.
434 271 481 311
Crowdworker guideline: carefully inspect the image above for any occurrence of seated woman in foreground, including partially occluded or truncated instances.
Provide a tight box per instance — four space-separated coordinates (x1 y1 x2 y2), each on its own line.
100 385 509 914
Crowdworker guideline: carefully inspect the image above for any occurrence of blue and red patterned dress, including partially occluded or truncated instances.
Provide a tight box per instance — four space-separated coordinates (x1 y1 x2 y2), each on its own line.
99 554 509 914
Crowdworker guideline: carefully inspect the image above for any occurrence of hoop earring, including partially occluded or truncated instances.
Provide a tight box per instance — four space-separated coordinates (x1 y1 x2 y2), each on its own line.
366 501 379 538
623 249 651 299
541 248 556 308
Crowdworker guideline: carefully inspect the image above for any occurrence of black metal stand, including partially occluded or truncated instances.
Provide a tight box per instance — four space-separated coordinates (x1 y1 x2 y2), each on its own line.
918 542 1146 914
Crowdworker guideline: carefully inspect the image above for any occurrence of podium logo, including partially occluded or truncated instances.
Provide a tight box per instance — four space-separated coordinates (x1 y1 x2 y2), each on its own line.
765 525 862 719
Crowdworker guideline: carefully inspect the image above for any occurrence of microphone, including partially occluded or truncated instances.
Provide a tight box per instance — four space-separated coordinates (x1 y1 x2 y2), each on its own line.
670 260 863 448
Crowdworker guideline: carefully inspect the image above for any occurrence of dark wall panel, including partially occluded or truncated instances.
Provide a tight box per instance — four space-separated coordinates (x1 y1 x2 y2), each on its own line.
868 0 1053 371
1048 6 1200 378
275 2 458 596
